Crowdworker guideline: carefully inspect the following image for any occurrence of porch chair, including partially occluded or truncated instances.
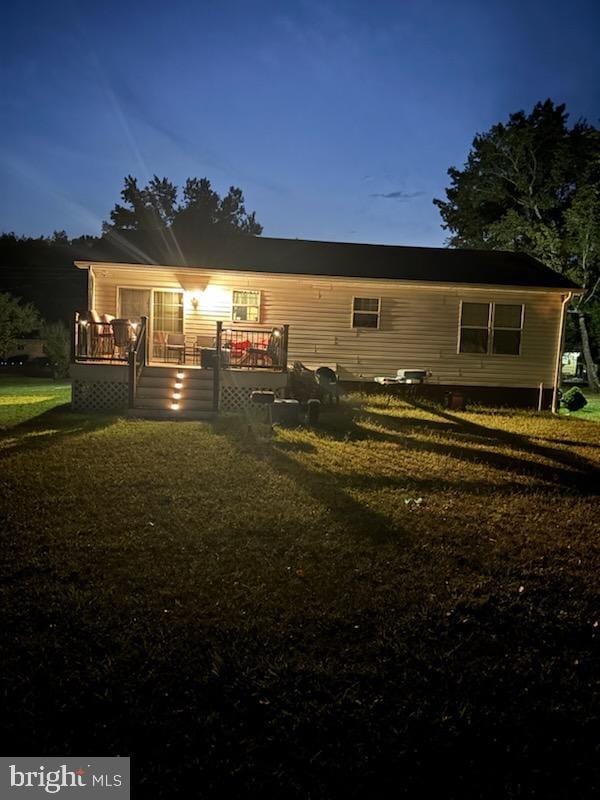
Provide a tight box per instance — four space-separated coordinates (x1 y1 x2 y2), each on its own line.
192 334 215 365
166 333 186 364
239 326 284 367
153 331 167 362
89 309 114 357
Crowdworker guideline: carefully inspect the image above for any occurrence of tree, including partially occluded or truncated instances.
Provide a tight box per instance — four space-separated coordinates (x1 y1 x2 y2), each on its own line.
0 292 40 357
103 175 262 263
41 320 70 379
434 100 600 391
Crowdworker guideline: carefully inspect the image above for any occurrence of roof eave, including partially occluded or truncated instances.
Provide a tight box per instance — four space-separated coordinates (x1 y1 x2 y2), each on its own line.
73 260 583 293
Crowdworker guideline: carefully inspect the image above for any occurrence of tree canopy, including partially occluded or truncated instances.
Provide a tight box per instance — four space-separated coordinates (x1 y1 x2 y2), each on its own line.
0 176 263 324
103 175 262 263
0 291 40 356
434 99 600 390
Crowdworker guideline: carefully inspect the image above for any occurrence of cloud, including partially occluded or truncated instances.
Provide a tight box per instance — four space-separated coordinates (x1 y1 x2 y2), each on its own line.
369 190 424 200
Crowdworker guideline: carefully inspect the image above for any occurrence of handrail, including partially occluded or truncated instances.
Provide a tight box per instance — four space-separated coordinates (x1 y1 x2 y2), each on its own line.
71 311 79 363
281 324 289 372
213 320 222 413
128 316 148 408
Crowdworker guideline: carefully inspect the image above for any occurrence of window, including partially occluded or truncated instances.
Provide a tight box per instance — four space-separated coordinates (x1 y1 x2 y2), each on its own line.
492 304 523 355
352 297 380 328
459 302 523 355
232 290 261 322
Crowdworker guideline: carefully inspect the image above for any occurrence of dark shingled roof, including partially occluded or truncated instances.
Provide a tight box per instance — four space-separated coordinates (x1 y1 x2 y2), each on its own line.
91 236 582 290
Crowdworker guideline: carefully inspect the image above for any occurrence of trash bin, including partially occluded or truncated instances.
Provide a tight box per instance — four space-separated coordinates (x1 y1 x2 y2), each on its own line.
200 348 217 368
251 391 276 405
307 398 321 425
269 398 300 426
445 391 466 411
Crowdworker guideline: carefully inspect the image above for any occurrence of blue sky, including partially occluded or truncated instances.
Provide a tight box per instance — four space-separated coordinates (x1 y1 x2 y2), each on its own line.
1 0 599 246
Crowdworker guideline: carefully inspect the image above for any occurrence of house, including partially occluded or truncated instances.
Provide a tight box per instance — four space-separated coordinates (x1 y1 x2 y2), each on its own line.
3 337 46 364
70 236 582 416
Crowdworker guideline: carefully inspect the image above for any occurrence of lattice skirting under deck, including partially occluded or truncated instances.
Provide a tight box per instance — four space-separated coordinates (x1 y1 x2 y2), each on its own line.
220 385 284 412
72 380 128 412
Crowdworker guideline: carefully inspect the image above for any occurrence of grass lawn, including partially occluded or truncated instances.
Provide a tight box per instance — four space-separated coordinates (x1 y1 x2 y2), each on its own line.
562 391 600 422
0 376 71 427
1 379 599 797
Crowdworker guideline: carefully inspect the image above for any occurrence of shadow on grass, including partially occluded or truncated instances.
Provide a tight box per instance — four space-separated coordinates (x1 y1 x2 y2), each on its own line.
0 404 119 458
311 399 600 496
214 414 414 546
220 397 600 504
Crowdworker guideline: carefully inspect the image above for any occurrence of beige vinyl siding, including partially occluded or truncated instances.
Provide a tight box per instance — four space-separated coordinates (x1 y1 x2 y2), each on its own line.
89 264 563 388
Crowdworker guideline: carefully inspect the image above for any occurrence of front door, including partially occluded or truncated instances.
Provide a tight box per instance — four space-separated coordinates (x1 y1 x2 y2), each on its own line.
151 290 184 361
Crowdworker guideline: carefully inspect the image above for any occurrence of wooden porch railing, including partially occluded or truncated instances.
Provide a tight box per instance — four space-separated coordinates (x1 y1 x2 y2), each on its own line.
219 324 289 370
212 322 289 413
72 313 138 363
128 316 148 408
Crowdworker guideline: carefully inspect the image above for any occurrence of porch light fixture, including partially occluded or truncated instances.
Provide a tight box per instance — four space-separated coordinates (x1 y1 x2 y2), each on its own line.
191 296 199 310
175 382 183 390
171 403 179 411
176 371 185 380
173 393 181 400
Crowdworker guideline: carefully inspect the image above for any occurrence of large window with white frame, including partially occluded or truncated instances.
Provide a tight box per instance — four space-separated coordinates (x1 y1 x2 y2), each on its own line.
458 302 524 355
352 297 380 328
232 289 261 322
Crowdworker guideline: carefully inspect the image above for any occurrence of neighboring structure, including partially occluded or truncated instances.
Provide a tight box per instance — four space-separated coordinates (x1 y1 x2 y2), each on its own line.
70 236 582 415
3 338 45 363
562 351 585 382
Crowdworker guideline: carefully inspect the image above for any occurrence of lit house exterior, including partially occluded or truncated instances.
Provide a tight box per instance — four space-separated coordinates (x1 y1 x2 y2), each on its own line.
70 236 581 416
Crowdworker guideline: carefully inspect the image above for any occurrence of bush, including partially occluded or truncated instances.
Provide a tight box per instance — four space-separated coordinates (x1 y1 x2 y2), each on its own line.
41 321 70 379
561 386 588 412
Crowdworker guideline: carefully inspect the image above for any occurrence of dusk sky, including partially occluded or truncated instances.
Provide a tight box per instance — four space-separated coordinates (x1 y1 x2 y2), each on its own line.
1 0 599 247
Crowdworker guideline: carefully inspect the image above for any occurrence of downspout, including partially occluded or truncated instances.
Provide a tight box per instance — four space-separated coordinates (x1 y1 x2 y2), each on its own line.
88 266 96 311
551 291 573 414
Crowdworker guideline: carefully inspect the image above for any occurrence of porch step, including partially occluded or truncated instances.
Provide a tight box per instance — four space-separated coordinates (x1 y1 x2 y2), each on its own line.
136 386 213 400
127 408 215 421
134 397 214 411
133 365 215 417
141 366 213 381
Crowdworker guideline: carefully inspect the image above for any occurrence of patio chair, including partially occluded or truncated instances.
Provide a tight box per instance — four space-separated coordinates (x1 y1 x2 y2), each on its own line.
166 333 186 364
239 327 283 367
192 334 215 365
89 309 114 357
316 366 339 404
152 331 167 361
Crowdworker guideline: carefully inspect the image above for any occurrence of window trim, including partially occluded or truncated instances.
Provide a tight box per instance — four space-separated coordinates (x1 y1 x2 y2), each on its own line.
232 288 262 324
457 301 524 356
351 296 381 330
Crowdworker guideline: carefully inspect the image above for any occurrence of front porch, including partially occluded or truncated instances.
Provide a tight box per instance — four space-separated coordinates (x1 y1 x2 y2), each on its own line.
71 314 290 415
